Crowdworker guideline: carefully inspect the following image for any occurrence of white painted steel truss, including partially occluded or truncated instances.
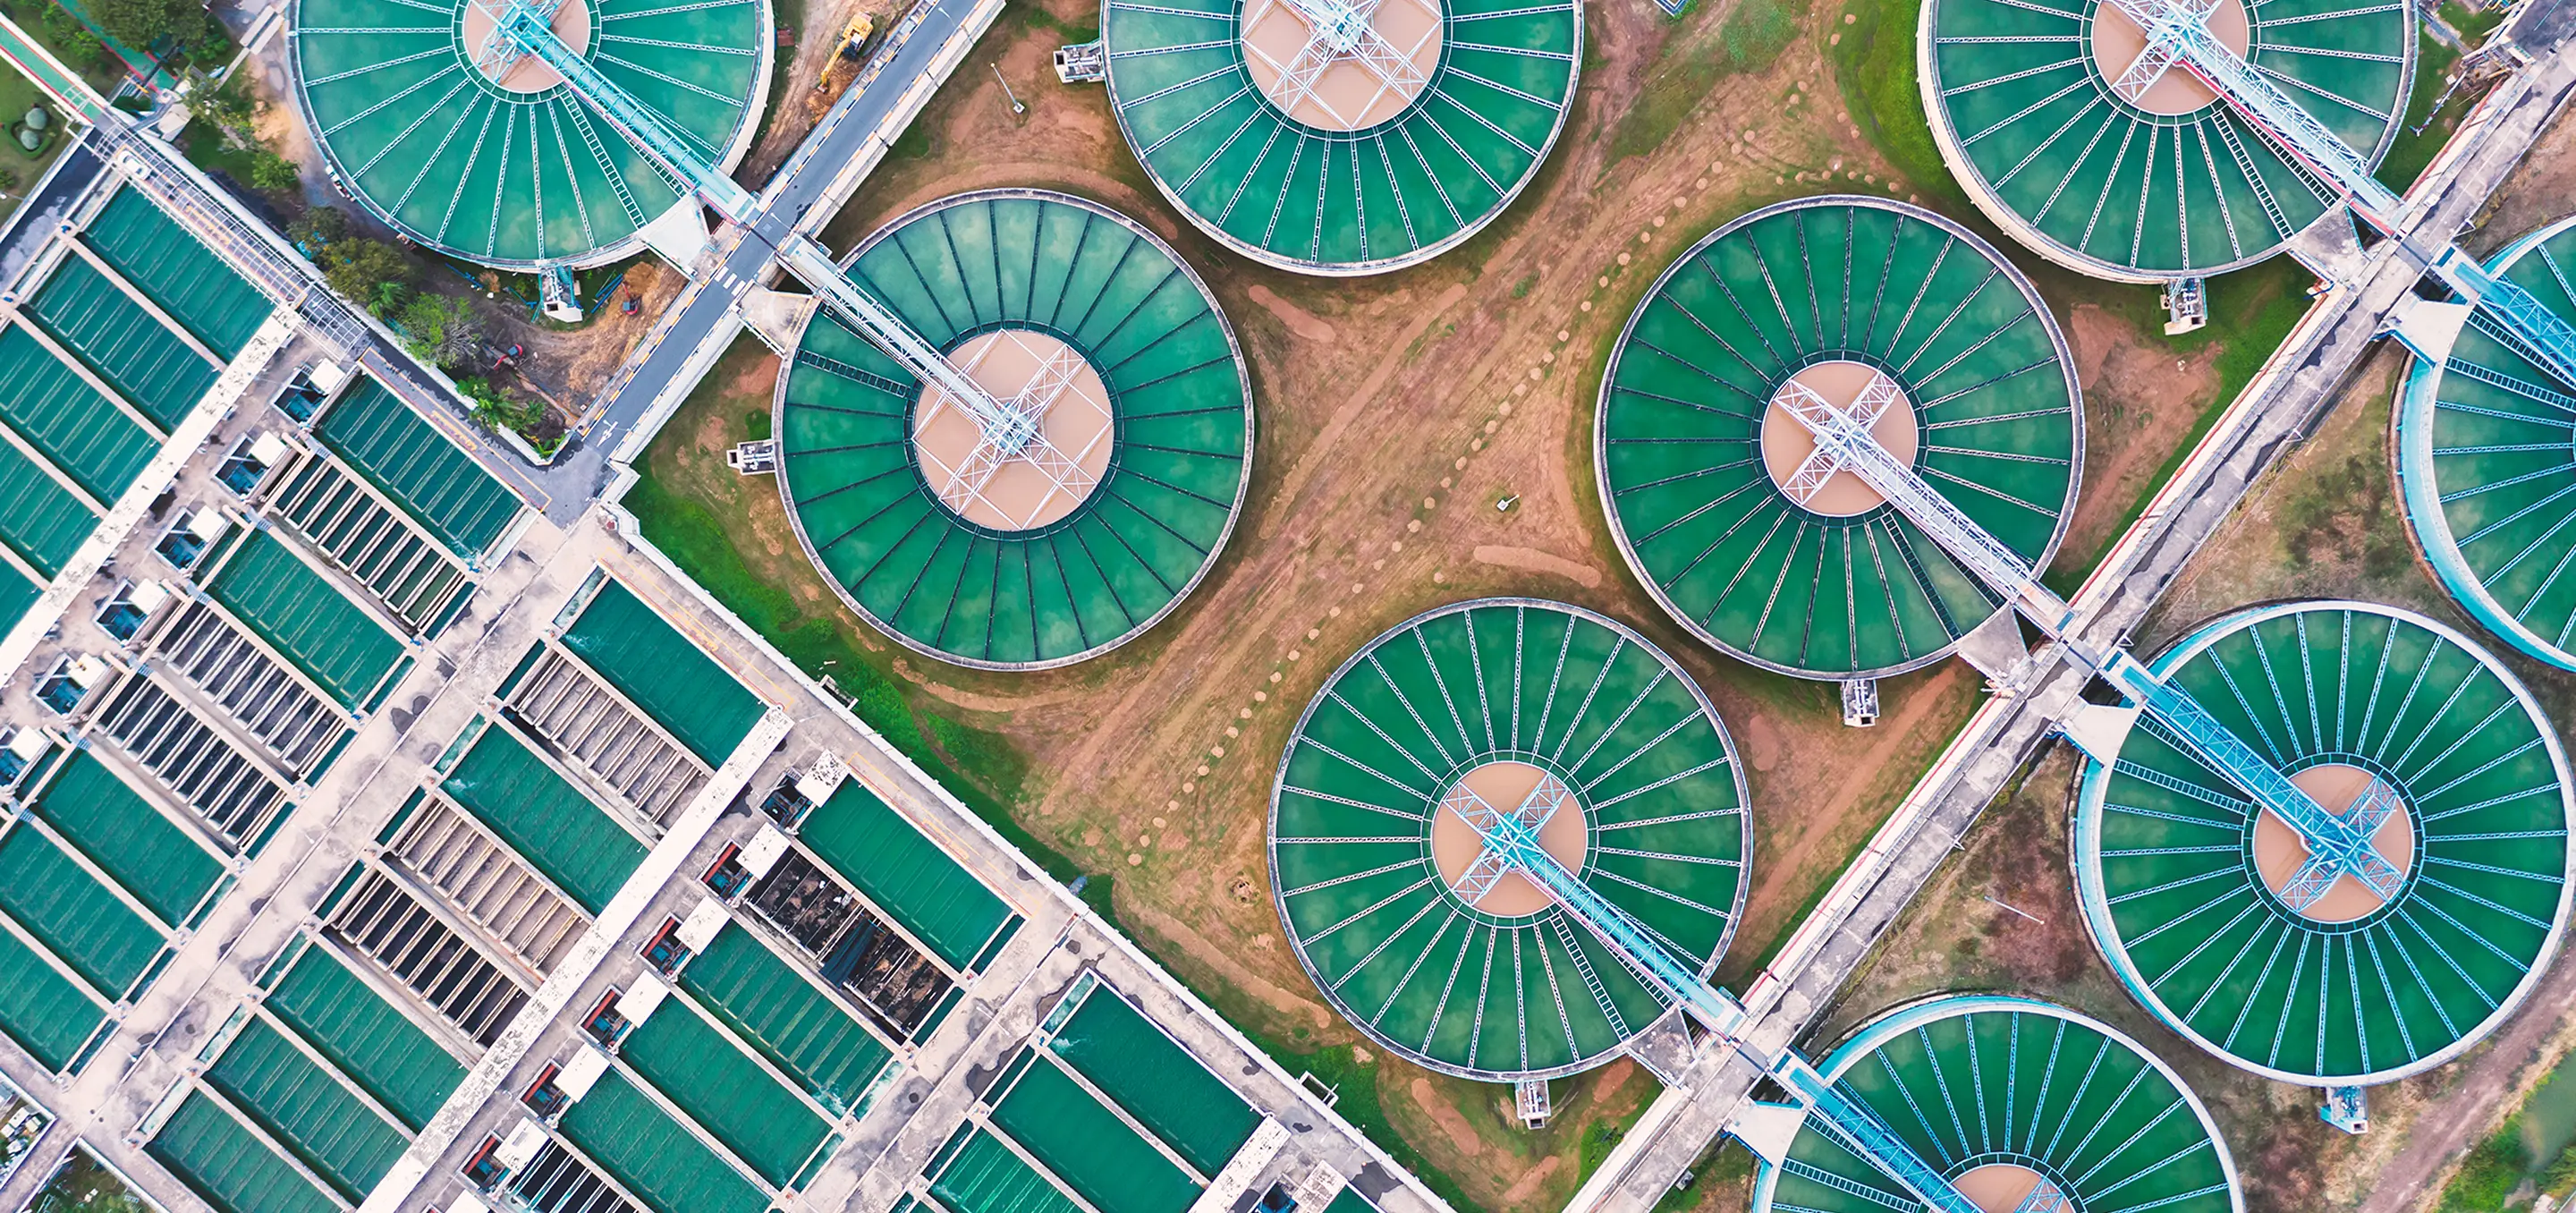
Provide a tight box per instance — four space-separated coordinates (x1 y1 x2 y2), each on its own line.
915 333 1110 530
1248 0 1433 127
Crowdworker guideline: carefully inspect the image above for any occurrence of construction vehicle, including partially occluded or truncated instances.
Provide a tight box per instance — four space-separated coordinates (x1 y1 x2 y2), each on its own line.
810 13 876 95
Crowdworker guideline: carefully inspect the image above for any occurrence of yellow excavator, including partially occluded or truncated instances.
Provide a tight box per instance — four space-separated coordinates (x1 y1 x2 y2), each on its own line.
809 13 877 98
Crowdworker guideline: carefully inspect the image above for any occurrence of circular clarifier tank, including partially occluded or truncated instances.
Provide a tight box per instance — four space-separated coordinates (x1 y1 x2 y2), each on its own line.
2398 212 2576 673
1597 197 2081 681
289 0 770 267
772 190 1254 670
2073 600 2575 1085
1919 0 2413 280
1269 598 1750 1081
1750 996 2242 1213
1100 0 1580 274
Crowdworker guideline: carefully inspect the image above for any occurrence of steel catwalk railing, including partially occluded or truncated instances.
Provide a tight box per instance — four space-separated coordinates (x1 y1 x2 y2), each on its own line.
489 0 1101 500
1775 372 2400 906
0 13 377 354
1445 788 1985 1213
2101 0 2576 391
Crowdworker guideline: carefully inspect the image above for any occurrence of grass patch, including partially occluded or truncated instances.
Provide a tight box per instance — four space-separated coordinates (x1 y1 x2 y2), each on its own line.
2436 1115 2529 1212
2041 256 2316 594
2438 0 2505 42
1606 0 1811 166
1832 0 1965 208
1230 1031 1482 1213
1718 0 1809 74
2376 33 2468 195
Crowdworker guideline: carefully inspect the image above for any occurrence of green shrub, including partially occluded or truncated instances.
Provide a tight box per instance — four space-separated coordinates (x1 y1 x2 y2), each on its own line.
2437 1119 2529 1212
248 148 300 192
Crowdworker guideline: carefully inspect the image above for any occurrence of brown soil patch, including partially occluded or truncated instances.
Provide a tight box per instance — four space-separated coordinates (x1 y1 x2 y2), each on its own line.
1498 1155 1564 1206
1724 664 1975 981
1128 904 1334 1031
1248 284 1338 344
2050 304 2220 584
1411 1077 1487 1158
1470 545 1601 589
1737 712 1781 773
735 0 909 184
2462 98 2576 259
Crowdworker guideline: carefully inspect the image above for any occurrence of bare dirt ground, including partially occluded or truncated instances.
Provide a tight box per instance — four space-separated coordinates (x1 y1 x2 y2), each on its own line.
2464 91 2576 259
639 0 2280 1200
2049 303 2222 580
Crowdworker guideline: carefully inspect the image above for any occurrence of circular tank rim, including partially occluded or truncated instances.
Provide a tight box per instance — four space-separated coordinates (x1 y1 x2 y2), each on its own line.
1746 992 2246 1213
283 0 775 271
767 186 1258 672
2068 598 2576 1087
1591 193 2086 683
1097 0 1585 277
1912 0 2416 284
2396 211 2576 674
1266 595 1753 1082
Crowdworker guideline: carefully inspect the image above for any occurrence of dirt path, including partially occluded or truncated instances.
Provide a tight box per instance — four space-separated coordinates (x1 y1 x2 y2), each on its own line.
2357 960 2576 1213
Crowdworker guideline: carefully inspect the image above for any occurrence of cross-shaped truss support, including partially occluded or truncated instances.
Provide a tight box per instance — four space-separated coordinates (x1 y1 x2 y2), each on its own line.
470 0 564 84
920 338 1106 528
1446 780 1987 1213
2274 774 2405 912
1258 0 1428 122
1443 772 1574 904
2011 1177 2073 1213
1773 369 1909 510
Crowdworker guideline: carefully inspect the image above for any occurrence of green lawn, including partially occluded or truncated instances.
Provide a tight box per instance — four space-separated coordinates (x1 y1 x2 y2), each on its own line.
0 62 66 228
1832 0 1969 209
2377 33 2469 195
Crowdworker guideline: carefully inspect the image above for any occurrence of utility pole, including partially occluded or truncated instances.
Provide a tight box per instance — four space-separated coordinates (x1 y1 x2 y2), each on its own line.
993 63 1023 115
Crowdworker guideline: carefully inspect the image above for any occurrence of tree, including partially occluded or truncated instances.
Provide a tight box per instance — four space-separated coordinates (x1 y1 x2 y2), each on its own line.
249 148 300 192
318 237 415 318
398 293 486 370
191 74 258 148
80 0 205 52
38 4 103 66
287 205 347 250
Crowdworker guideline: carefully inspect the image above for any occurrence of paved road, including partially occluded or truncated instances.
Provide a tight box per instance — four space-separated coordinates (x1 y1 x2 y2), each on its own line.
550 0 999 516
1568 19 2576 1212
